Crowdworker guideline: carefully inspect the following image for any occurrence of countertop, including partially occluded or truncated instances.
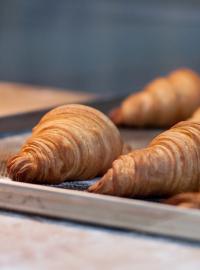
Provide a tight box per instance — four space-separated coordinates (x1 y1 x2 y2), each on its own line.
1 211 200 270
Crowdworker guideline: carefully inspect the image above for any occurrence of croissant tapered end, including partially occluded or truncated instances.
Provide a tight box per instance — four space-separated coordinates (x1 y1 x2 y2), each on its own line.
109 107 123 125
110 93 151 127
88 169 114 195
7 154 37 183
164 193 200 209
88 121 200 198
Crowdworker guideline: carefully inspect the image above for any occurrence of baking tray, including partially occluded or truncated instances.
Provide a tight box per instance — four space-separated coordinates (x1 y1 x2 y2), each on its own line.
0 96 200 242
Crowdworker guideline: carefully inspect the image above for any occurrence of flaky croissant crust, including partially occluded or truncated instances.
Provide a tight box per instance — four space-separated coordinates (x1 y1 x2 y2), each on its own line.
88 121 200 197
7 104 123 184
110 68 200 127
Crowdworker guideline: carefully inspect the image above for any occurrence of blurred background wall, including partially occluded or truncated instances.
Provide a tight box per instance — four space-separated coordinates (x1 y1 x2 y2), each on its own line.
0 0 199 95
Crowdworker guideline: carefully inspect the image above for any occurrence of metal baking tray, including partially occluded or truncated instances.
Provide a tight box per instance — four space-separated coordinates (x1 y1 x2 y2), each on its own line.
0 96 199 242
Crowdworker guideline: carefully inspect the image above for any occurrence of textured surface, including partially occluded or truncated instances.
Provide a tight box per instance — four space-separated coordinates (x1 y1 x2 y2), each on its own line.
90 121 200 197
1 130 200 268
0 133 98 189
0 211 200 270
7 104 123 184
0 128 160 188
111 69 200 127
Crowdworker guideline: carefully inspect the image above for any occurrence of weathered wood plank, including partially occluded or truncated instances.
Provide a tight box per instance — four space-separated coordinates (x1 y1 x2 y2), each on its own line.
0 179 199 242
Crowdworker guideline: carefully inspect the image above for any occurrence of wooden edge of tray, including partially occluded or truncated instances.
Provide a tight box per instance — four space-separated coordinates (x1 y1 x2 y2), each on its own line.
0 178 200 242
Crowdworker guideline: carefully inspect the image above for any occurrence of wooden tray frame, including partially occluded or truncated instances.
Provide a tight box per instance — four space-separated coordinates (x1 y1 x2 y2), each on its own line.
0 96 200 242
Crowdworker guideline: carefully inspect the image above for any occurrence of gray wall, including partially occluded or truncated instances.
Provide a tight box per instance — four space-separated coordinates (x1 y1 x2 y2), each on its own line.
0 0 200 94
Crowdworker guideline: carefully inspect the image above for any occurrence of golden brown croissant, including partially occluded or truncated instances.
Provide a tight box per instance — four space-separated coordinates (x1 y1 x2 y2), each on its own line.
110 68 200 127
188 107 200 121
164 193 200 209
7 104 124 184
88 120 200 197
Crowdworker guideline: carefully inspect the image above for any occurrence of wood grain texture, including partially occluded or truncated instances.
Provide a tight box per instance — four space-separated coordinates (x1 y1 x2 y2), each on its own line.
0 82 95 116
0 212 200 270
0 178 200 241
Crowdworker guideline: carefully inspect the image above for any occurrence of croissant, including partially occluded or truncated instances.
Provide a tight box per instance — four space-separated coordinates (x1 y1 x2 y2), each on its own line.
7 104 124 184
88 120 200 197
110 68 200 127
188 107 200 121
165 193 200 209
